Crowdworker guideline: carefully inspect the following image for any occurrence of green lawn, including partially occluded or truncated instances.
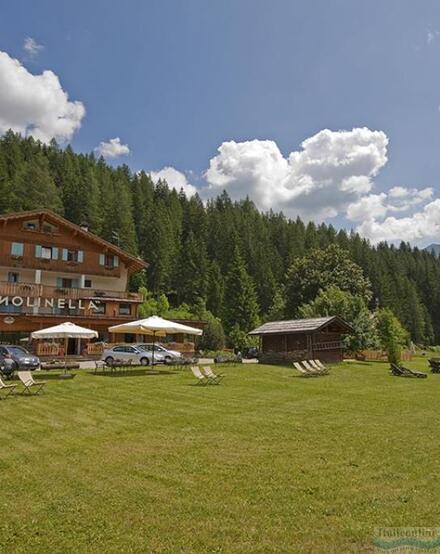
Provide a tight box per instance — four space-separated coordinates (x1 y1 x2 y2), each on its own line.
1 359 439 553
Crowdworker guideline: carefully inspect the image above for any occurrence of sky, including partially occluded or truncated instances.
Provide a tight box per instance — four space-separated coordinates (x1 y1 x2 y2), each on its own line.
1 0 440 245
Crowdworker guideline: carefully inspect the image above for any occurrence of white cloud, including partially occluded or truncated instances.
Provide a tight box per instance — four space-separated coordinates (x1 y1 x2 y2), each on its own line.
346 187 433 223
150 166 197 197
346 193 389 222
0 50 85 143
23 37 44 57
95 137 130 159
427 29 440 44
205 127 388 219
356 199 440 244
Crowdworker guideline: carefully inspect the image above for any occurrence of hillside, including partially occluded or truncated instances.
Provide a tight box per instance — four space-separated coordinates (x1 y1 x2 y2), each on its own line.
425 244 440 257
1 131 440 343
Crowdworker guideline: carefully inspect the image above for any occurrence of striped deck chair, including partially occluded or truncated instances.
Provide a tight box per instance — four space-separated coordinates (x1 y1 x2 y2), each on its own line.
293 362 317 377
202 366 224 384
0 377 16 398
17 371 46 395
191 366 210 385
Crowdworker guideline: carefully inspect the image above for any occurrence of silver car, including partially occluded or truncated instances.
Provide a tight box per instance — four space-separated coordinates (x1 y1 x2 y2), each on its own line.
135 343 182 363
101 344 165 366
0 345 40 371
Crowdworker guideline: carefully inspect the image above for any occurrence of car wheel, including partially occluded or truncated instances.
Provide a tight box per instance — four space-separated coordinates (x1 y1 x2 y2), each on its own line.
105 356 114 365
140 357 150 366
165 356 172 364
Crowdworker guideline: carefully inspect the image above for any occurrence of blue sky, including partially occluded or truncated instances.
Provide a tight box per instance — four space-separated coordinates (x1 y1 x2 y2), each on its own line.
1 0 440 244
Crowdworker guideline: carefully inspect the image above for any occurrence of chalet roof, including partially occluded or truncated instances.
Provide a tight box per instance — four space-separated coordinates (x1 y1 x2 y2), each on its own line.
249 316 353 336
0 209 148 274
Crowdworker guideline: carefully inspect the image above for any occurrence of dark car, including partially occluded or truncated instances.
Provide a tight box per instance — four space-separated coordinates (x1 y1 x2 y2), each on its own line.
0 345 40 372
242 347 259 359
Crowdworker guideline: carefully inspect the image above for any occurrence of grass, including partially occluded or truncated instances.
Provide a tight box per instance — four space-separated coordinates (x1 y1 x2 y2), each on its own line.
0 358 439 553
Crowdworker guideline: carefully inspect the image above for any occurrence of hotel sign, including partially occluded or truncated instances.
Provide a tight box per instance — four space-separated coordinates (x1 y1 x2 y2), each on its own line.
0 296 100 311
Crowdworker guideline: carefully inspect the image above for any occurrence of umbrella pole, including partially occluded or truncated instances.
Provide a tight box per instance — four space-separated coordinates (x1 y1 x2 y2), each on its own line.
152 331 155 367
64 336 68 375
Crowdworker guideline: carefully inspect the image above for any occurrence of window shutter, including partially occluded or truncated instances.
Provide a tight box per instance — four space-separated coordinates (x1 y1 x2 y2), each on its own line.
62 249 68 261
99 254 105 266
35 245 42 258
77 250 84 263
52 247 58 260
11 242 24 256
56 277 63 288
114 255 119 267
72 279 80 289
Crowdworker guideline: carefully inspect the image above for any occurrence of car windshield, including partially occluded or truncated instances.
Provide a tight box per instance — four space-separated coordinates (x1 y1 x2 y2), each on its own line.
7 346 29 357
138 344 165 352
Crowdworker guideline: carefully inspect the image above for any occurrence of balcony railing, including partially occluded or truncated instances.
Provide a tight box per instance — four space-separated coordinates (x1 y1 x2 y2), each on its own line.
0 253 121 277
313 341 343 351
0 281 142 302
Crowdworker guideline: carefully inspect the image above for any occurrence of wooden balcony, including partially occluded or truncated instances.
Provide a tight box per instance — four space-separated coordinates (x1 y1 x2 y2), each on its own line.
313 340 343 351
0 280 142 302
0 253 121 278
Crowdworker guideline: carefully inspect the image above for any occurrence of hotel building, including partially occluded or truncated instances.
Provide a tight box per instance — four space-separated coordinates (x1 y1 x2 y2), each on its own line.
0 209 148 352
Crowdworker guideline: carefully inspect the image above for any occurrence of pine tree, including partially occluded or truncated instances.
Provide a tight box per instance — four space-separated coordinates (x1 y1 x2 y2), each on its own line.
223 244 260 334
12 153 63 213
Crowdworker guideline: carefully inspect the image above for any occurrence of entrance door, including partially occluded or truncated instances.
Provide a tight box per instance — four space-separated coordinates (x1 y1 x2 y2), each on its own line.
67 338 77 355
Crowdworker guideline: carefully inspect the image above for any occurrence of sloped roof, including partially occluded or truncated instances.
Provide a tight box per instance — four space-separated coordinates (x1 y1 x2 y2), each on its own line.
249 316 353 335
0 209 148 273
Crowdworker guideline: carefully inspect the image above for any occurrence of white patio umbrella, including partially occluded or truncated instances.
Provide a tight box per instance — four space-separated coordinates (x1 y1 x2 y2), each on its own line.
31 322 98 368
108 316 203 365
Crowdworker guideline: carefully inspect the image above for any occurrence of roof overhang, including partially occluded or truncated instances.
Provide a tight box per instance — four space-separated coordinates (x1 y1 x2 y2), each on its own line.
249 316 354 336
0 209 148 274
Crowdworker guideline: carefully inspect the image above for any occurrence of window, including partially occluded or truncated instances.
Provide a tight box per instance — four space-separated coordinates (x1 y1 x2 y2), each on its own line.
7 272 19 283
62 278 73 289
119 303 131 316
24 221 37 230
84 279 92 288
0 303 22 314
41 247 52 260
42 223 57 233
99 254 119 268
36 245 59 260
94 302 106 314
61 249 84 263
10 242 24 257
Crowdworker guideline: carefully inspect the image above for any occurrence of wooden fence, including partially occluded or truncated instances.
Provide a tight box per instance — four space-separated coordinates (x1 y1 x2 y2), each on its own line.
356 350 412 362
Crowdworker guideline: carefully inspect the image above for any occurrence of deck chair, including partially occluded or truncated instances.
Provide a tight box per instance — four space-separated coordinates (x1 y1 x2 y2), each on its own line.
390 363 427 379
400 364 427 379
17 371 46 394
429 359 440 373
314 359 328 372
0 377 16 398
202 366 223 384
308 360 329 375
293 361 317 377
302 360 324 375
191 366 210 385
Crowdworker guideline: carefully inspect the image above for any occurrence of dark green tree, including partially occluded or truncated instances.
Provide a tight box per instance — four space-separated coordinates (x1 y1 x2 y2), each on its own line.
223 244 260 334
285 245 372 316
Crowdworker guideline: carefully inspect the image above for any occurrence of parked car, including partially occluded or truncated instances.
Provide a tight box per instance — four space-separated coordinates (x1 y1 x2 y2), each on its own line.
242 347 259 359
135 343 182 363
101 344 165 366
0 345 40 372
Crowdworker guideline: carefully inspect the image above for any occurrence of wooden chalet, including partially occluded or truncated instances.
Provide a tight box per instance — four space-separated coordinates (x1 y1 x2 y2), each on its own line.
249 316 353 364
